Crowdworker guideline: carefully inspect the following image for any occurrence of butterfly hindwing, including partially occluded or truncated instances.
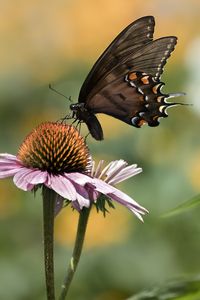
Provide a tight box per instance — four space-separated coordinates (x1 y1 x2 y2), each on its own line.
86 71 172 128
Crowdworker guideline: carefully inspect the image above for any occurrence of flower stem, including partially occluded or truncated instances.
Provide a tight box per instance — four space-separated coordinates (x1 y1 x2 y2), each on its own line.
42 186 56 300
59 206 91 300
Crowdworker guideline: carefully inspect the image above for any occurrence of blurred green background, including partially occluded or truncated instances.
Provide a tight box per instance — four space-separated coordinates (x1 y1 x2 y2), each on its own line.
0 0 200 299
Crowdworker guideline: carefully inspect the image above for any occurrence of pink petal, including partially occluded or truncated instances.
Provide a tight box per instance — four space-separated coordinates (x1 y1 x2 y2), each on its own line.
46 175 52 187
90 161 95 177
26 183 35 190
67 180 91 209
0 153 19 162
0 154 22 172
100 160 127 182
13 168 37 191
106 159 127 174
75 185 90 209
98 161 116 179
76 193 90 209
85 183 99 202
25 170 48 184
107 191 148 222
90 178 116 194
93 160 104 178
54 194 64 216
91 178 148 221
71 200 81 212
108 165 142 185
49 175 77 200
106 160 128 174
107 188 148 214
66 172 93 185
0 168 22 179
90 190 99 202
129 210 145 222
0 164 22 171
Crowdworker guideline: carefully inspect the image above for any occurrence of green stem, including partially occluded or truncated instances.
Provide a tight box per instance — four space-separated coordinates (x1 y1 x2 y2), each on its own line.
59 206 91 300
42 186 56 300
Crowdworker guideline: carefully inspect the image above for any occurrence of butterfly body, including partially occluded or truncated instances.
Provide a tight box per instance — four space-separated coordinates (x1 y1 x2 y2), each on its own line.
70 16 184 141
70 103 103 140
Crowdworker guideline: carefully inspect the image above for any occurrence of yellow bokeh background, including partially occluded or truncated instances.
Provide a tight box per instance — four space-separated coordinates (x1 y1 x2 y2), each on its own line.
55 206 131 248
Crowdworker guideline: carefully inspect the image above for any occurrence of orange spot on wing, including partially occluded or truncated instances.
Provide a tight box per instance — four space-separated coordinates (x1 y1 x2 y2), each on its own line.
128 72 137 81
141 76 149 85
152 85 158 94
138 119 147 126
152 84 162 94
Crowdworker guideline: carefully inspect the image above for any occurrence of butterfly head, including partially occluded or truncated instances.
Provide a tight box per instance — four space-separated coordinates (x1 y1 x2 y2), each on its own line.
70 102 85 112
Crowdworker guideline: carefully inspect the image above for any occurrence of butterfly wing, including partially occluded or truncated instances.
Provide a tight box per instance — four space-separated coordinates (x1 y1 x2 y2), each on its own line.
85 70 174 128
76 16 180 138
125 36 177 80
79 16 155 101
82 36 178 128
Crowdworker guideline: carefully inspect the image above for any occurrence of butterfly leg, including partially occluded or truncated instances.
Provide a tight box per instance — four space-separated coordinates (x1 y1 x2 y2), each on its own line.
57 112 74 123
84 132 91 142
75 120 83 133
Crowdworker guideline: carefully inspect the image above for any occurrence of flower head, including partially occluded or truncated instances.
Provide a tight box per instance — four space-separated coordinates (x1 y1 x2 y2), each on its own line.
0 122 148 221
17 122 91 174
0 122 93 208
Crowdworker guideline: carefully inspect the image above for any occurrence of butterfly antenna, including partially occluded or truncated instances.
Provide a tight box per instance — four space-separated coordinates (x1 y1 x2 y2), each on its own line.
49 84 72 102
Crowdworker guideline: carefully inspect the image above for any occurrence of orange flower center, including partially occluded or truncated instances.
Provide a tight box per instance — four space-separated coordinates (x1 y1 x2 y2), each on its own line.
17 122 91 174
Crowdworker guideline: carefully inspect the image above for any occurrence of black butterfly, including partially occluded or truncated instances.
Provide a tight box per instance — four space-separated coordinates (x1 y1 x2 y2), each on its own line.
70 16 184 141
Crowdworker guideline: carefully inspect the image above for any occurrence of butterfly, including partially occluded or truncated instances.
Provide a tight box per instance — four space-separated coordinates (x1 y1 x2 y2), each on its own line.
69 16 185 141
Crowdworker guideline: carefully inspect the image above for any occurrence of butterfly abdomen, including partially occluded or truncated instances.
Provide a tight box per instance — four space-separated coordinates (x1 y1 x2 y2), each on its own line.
85 113 104 140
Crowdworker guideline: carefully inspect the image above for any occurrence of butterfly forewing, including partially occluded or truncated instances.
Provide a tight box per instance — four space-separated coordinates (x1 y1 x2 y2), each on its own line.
126 36 177 80
79 16 155 101
84 36 177 102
